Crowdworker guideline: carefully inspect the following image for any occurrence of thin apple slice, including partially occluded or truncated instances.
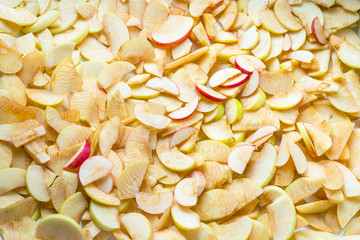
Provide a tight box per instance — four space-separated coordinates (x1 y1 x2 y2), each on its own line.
170 127 197 148
224 98 243 124
194 140 229 164
288 141 307 175
195 84 227 102
252 29 271 60
78 156 113 186
259 8 287 34
103 12 129 56
265 87 303 110
152 16 194 48
284 50 314 63
220 73 249 88
0 5 37 26
118 37 155 65
59 192 88 222
26 164 50 202
120 212 152 240
36 214 85 240
232 107 280 131
98 61 135 89
175 177 198 206
89 200 120 231
168 97 198 120
189 0 223 17
330 35 360 69
274 0 302 31
303 123 332 157
285 177 325 204
134 104 171 129
209 216 252 240
241 70 260 97
311 17 327 45
25 89 64 106
61 139 89 170
241 88 266 111
146 77 179 96
244 143 277 187
247 0 268 26
282 33 291 52
237 25 259 50
136 191 173 214
292 1 323 34
228 144 255 174
234 55 266 74
209 68 241 88
84 184 119 206
202 118 233 144
165 46 210 71
0 168 26 195
94 174 114 193
259 69 294 95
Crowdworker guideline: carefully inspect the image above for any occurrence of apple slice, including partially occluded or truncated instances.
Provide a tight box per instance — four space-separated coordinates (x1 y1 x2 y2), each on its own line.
283 33 292 52
25 89 64 106
202 119 234 144
209 216 252 240
103 12 129 56
175 177 198 207
63 139 90 170
26 164 50 202
284 50 314 63
273 0 302 31
209 68 241 88
120 212 152 240
228 144 255 174
234 55 265 74
146 77 180 96
152 15 194 48
188 170 206 196
89 200 120 231
171 202 201 230
168 97 199 120
224 98 243 124
330 35 360 69
288 141 307 175
36 214 85 240
241 70 260 97
94 174 114 193
265 87 303 110
134 104 171 129
219 73 249 88
195 84 227 102
247 0 268 26
59 192 88 223
136 191 173 214
250 126 277 144
252 29 271 60
189 0 223 17
78 156 113 186
259 8 287 34
311 17 327 45
170 127 197 148
84 184 120 206
237 25 259 50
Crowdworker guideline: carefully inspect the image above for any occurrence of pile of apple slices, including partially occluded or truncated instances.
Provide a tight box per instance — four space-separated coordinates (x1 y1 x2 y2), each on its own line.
1 0 360 239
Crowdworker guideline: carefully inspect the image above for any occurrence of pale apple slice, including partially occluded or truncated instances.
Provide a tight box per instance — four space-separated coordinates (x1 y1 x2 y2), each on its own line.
95 174 114 193
241 88 266 112
192 22 211 47
289 28 306 51
241 70 260 97
134 104 171 129
89 200 120 231
250 126 277 144
188 170 206 196
174 177 198 207
209 68 241 88
276 134 290 167
247 0 268 26
234 55 266 74
303 123 332 157
153 229 186 240
245 143 277 187
189 0 223 17
0 5 37 26
273 0 302 31
156 137 195 171
237 25 259 50
103 12 129 56
84 184 120 206
120 212 152 240
259 69 294 95
118 37 155 65
265 34 284 61
265 87 303 110
146 77 180 96
26 164 50 202
285 177 325 204
59 192 88 222
292 1 323 34
78 156 113 186
204 102 224 123
170 127 197 148
297 122 317 158
330 35 360 69
195 84 227 102
194 140 229 164
284 50 314 63
171 202 201 230
136 191 173 214
327 83 360 114
288 141 307 175
43 42 76 68
334 161 360 198
302 76 338 93
224 98 243 124
228 144 255 174
35 214 85 240
152 16 194 48
165 46 210 71
252 29 271 60
202 118 234 144
25 89 64 106
282 33 291 52
209 216 252 240
63 139 90 170
311 17 327 45
168 97 199 120
259 8 287 34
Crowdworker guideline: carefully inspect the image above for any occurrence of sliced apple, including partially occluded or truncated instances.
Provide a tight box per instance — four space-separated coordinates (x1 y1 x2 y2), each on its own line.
284 50 314 63
224 98 243 124
259 8 287 34
202 118 234 144
292 1 323 34
219 73 249 88
136 191 173 214
26 164 50 202
252 29 271 60
209 68 241 88
247 0 268 26
174 177 198 207
168 97 199 120
120 212 152 240
250 126 277 144
241 70 260 97
134 104 171 129
311 17 327 45
234 55 265 74
273 0 302 31
188 170 206 196
145 77 179 96
78 156 113 186
282 33 291 52
59 192 88 223
36 214 85 240
330 35 360 69
152 15 194 48
84 184 120 206
25 89 64 106
170 127 197 148
259 69 294 95
118 37 155 65
266 87 303 110
89 200 120 231
228 144 255 174
103 12 129 56
195 84 227 102
63 139 90 170
209 216 252 240
95 174 114 193
237 25 259 50
189 0 223 17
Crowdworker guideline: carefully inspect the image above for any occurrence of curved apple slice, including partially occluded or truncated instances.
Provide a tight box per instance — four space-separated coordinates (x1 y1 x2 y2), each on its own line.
311 17 327 45
209 216 252 240
103 12 129 56
292 1 323 34
327 83 360 113
284 50 314 63
241 70 259 97
134 104 171 129
36 214 85 240
26 164 50 202
225 98 243 124
94 174 114 194
0 168 26 195
136 191 173 214
170 127 197 148
120 212 152 240
168 97 199 120
228 144 255 174
250 126 277 144
171 202 200 230
175 177 198 207
195 84 227 102
188 170 206 196
330 35 360 69
84 184 120 206
78 156 113 186
247 0 267 26
283 33 292 52
234 55 266 74
63 139 91 170
259 8 287 34
288 141 307 175
220 73 249 88
265 87 303 110
209 68 241 88
152 15 194 48
156 137 195 172
241 88 266 111
194 140 230 163
237 25 259 50
202 119 233 144
146 77 179 96
25 89 64 106
89 200 120 231
252 29 271 60
274 0 302 31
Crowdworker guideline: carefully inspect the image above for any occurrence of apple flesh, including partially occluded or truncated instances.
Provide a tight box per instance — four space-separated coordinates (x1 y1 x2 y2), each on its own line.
195 84 227 102
250 126 278 144
208 68 241 88
63 139 91 170
241 69 260 97
234 55 266 74
311 17 327 45
146 77 180 96
169 127 197 148
228 144 255 174
78 156 114 186
219 73 249 88
174 177 198 207
188 170 206 196
168 97 199 120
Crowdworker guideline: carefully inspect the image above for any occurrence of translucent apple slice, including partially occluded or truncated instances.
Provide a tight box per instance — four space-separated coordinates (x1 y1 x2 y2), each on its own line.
287 141 307 175
120 212 152 240
234 55 265 74
327 83 360 114
284 50 314 63
35 214 85 240
0 168 26 195
209 68 241 88
228 144 255 174
237 25 259 50
195 84 227 102
189 0 223 18
134 104 171 130
209 216 252 240
220 73 249 88
303 123 332 157
152 15 194 48
259 69 294 95
78 156 113 186
285 177 325 204
146 77 180 96
26 164 50 202
202 118 233 144
311 17 327 45
0 5 37 26
103 12 129 56
175 177 198 207
89 200 120 231
168 97 199 120
252 29 271 60
136 191 173 214
170 127 197 148
188 170 206 196
224 98 243 124
171 202 201 230
273 0 302 31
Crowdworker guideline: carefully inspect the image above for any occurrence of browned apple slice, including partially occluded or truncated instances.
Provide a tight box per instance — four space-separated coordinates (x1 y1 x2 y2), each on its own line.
152 16 194 48
118 37 155 65
170 127 197 148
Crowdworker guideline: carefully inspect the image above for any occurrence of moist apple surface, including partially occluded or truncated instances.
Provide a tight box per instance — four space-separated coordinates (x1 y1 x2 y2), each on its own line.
0 0 360 239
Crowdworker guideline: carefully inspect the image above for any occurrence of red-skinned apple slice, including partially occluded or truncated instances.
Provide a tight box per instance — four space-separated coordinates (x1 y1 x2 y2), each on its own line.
283 33 291 52
219 73 249 88
228 144 256 174
208 68 241 88
63 139 91 170
234 55 266 74
152 15 194 48
146 77 180 96
174 177 198 207
241 69 260 97
169 127 197 148
188 170 206 196
250 126 278 144
94 174 114 194
311 17 327 45
168 97 199 120
195 84 227 102
78 156 114 186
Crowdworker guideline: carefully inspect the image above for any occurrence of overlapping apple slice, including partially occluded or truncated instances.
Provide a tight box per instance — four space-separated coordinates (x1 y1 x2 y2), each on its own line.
195 84 227 102
228 144 255 174
134 104 171 129
78 156 113 186
136 191 173 214
63 139 91 170
146 77 180 96
168 97 199 120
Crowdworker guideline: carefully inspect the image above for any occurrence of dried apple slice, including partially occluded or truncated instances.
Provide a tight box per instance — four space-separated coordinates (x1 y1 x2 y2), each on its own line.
237 25 259 50
218 1 237 31
98 61 135 89
134 104 171 129
36 214 85 240
247 0 268 26
146 77 179 96
78 156 113 186
153 229 186 240
89 200 120 231
84 184 119 206
273 0 302 31
120 212 152 240
0 168 26 195
189 0 223 17
63 139 90 170
333 161 360 198
202 118 233 144
118 37 155 65
136 191 173 214
59 192 88 222
266 87 302 110
209 216 252 240
259 69 294 95
25 89 64 106
303 123 332 157
195 84 227 102
169 127 197 148
232 107 280 131
288 141 307 175
258 8 287 34
330 35 360 69
56 124 92 150
174 177 198 207
0 5 37 26
43 42 75 68
284 50 314 63
202 161 227 190
26 164 50 202
103 12 129 56
250 126 277 145
0 40 23 74
285 177 325 204
209 68 241 88
78 37 113 62
252 29 271 60
292 1 323 34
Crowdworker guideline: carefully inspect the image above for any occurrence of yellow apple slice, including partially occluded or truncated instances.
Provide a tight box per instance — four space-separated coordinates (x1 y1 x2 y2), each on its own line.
252 29 271 60
189 0 223 17
292 1 323 34
241 88 266 111
171 202 200 230
180 222 217 239
23 10 59 33
202 118 233 144
247 0 268 26
194 140 230 163
120 212 152 240
287 141 307 175
259 8 287 34
136 191 173 214
103 12 129 56
266 34 284 61
43 42 75 68
333 161 360 198
131 84 160 100
78 36 113 62
0 5 37 26
0 168 26 195
289 28 306 51
78 156 113 186
225 98 243 124
0 40 23 74
330 35 360 69
153 229 186 240
26 164 50 202
36 214 85 240
84 184 120 207
89 200 120 231
285 177 325 204
237 25 259 50
259 69 294 95
0 196 38 224
204 102 224 123
134 104 171 130
59 192 88 223
53 24 89 46
266 87 303 110
273 0 302 31
25 89 64 106
209 216 252 240
303 123 332 157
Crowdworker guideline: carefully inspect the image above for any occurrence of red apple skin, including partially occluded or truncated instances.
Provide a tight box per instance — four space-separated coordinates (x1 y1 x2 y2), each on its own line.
204 0 224 13
153 27 194 48
63 139 91 170
311 17 327 45
219 74 249 88
188 170 206 196
168 99 199 120
234 57 254 75
195 84 227 102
